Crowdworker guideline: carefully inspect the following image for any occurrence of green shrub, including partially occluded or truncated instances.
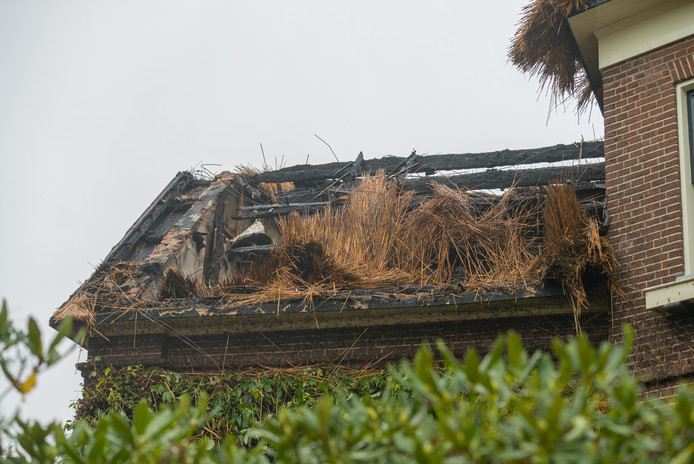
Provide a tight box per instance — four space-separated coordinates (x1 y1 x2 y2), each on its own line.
3 299 694 463
76 364 394 443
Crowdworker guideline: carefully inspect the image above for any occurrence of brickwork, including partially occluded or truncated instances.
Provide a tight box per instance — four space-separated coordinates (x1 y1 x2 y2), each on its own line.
603 35 694 381
85 311 609 372
643 375 694 402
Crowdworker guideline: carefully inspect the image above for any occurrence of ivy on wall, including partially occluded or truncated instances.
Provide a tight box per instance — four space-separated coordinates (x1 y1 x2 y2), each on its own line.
75 364 398 442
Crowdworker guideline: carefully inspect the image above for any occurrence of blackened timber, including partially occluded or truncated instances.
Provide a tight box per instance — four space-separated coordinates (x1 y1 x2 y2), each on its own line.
246 142 604 186
94 283 572 327
275 163 605 205
226 244 275 255
401 162 604 193
274 185 336 204
238 201 329 211
421 142 603 174
206 189 235 285
232 202 342 220
231 185 605 222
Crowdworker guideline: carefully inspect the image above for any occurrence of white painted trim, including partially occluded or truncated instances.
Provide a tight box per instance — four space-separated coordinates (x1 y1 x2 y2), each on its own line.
645 276 694 309
597 2 694 69
677 79 694 275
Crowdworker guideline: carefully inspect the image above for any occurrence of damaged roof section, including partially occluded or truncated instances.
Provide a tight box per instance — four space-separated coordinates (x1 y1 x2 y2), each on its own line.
51 141 612 337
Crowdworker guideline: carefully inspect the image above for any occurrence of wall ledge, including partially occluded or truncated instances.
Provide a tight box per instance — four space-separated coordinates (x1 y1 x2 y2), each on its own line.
645 275 694 309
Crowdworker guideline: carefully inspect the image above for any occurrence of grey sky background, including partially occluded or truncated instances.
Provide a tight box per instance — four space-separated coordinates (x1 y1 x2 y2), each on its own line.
0 1 603 424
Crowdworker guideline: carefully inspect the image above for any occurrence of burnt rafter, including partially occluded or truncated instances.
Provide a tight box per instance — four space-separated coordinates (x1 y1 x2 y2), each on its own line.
233 158 605 221
231 184 605 222
245 141 603 186
401 161 604 192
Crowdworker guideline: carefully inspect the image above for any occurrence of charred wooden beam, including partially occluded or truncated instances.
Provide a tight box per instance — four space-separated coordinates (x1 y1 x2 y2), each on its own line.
237 201 329 211
231 181 605 222
401 162 604 193
416 142 603 173
231 202 335 220
226 244 275 255
246 141 603 186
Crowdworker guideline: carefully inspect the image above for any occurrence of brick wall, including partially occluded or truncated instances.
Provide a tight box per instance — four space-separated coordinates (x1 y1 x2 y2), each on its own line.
85 311 609 372
643 374 694 402
603 35 694 381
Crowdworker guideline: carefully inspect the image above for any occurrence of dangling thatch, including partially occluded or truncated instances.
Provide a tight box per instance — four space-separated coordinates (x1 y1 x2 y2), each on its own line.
535 183 622 331
509 0 598 113
158 268 201 300
51 296 95 327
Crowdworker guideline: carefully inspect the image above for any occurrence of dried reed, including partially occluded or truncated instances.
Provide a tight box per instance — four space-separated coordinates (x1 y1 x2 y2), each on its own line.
235 175 542 303
158 268 201 300
536 183 621 331
236 164 295 203
398 183 540 291
509 0 595 112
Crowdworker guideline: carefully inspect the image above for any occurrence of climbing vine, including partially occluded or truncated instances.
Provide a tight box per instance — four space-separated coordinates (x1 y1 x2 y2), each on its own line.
75 364 399 442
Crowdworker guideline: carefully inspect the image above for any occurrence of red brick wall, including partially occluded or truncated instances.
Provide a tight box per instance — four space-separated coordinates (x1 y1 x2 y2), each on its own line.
603 35 694 381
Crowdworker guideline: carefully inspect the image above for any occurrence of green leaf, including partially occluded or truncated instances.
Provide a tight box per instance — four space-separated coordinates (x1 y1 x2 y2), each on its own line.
26 317 43 360
133 400 153 436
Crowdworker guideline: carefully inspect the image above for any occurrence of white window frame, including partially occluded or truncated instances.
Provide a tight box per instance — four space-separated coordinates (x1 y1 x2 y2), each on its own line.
677 78 694 276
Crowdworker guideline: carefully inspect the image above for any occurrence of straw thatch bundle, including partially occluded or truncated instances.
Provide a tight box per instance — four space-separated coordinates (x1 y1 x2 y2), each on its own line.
238 174 541 299
52 261 160 333
244 175 415 293
509 0 597 112
398 184 539 290
51 295 95 327
158 268 201 299
536 184 621 330
226 176 619 331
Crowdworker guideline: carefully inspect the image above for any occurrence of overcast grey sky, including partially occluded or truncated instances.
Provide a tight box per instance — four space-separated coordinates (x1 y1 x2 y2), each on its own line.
0 1 603 424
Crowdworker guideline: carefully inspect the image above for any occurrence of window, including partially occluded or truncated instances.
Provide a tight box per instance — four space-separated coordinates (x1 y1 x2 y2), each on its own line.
677 80 694 275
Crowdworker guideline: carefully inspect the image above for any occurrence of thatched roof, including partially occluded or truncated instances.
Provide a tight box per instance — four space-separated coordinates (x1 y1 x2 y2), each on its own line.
509 0 603 114
51 142 613 338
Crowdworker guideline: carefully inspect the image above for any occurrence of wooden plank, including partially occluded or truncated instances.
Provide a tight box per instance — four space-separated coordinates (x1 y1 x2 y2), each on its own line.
267 166 604 205
238 202 328 211
232 204 331 220
420 141 603 172
401 162 604 193
232 184 605 221
246 142 604 185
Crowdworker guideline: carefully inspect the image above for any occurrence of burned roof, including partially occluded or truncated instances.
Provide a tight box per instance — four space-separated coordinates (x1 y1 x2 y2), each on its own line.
51 141 615 340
